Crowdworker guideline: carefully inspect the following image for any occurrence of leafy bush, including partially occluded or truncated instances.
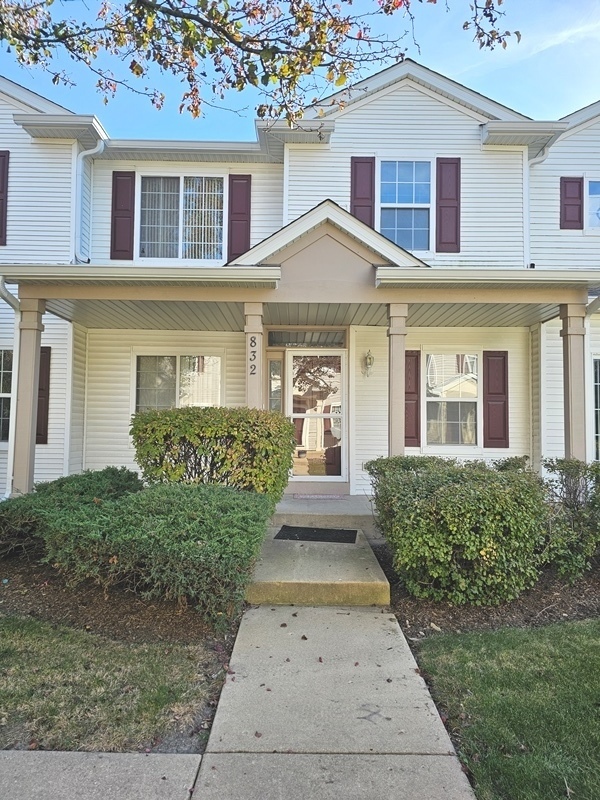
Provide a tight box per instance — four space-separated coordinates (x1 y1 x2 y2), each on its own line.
493 455 531 473
366 456 548 605
0 467 143 558
542 459 600 579
130 406 296 504
41 483 271 625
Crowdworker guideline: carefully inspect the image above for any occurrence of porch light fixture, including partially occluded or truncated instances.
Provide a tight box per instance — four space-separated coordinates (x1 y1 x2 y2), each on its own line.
364 350 375 377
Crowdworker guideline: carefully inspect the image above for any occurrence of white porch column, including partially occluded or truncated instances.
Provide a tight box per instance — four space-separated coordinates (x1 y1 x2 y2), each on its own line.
244 302 264 409
560 303 587 461
388 303 408 456
12 298 45 495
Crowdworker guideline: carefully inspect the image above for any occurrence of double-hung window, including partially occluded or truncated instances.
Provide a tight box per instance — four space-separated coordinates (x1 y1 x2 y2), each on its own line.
426 353 478 446
135 355 222 412
139 176 224 260
380 161 431 250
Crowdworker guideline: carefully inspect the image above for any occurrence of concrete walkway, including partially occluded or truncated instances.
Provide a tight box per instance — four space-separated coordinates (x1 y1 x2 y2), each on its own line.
0 607 475 799
195 605 476 799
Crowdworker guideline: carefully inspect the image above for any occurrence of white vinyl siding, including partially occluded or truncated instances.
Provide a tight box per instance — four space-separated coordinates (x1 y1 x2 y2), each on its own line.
351 326 531 493
530 324 542 470
530 117 600 268
84 330 245 472
0 95 74 264
69 323 87 474
540 320 564 458
79 155 92 260
91 160 283 264
286 83 526 268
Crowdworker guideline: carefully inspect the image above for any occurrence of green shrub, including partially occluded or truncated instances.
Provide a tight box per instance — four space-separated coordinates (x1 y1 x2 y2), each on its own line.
493 455 531 473
41 483 271 625
0 467 143 558
366 457 547 605
130 406 296 505
542 458 600 579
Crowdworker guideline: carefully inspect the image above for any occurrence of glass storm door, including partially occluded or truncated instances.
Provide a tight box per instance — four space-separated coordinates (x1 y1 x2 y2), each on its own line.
287 351 346 479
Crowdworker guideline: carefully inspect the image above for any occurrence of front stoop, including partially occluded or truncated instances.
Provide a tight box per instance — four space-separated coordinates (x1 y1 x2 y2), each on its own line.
246 527 390 606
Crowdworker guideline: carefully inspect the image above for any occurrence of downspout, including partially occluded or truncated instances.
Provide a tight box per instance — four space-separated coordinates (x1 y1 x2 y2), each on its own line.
74 139 105 264
0 277 19 312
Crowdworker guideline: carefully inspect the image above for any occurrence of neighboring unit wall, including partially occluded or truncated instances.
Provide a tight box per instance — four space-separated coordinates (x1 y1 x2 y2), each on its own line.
351 326 531 493
84 330 245 472
530 118 600 269
0 93 74 264
79 155 93 261
530 324 542 470
540 319 565 459
90 160 284 264
286 83 526 268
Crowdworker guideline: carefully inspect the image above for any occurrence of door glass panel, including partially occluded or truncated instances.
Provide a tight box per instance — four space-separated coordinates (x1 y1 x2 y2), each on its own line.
290 353 343 477
269 359 282 412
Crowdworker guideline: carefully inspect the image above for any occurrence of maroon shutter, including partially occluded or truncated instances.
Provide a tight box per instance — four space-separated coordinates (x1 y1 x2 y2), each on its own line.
483 351 509 448
350 157 375 227
405 350 420 447
436 157 460 252
36 347 51 445
110 171 135 259
560 177 583 230
0 151 9 246
228 174 252 260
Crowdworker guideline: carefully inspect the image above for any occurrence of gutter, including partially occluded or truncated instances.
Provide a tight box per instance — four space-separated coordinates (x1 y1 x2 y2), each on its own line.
0 277 20 311
74 139 105 264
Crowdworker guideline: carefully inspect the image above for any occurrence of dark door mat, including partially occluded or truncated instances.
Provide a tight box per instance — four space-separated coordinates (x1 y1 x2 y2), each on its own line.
275 525 358 544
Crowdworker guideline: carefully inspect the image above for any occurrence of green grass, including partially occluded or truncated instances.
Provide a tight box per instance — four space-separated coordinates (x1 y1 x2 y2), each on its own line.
417 620 600 800
0 615 218 751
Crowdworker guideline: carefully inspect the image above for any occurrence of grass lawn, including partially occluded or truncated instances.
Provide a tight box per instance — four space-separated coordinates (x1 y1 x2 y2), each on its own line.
0 615 219 751
417 619 600 800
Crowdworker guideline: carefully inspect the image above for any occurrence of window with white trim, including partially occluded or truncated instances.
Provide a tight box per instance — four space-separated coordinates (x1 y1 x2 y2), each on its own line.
0 348 12 442
594 358 600 460
380 161 431 250
588 181 600 230
139 176 224 260
426 353 478 445
135 355 221 412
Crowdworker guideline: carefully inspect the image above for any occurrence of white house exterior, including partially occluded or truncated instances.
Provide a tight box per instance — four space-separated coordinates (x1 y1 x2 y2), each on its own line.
1 60 599 497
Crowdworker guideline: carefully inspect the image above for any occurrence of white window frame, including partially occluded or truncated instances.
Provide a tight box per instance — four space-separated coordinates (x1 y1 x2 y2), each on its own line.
135 170 229 265
584 174 600 235
376 156 436 254
421 348 484 454
130 348 226 417
0 347 12 446
593 355 600 461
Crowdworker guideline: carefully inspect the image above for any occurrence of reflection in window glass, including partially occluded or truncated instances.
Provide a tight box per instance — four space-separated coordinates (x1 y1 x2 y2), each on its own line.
179 356 221 407
426 354 478 445
269 360 282 412
291 355 342 414
135 355 221 412
136 355 177 411
589 181 600 229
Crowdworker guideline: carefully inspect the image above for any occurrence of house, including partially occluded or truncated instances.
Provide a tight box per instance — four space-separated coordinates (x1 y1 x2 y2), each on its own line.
0 59 599 497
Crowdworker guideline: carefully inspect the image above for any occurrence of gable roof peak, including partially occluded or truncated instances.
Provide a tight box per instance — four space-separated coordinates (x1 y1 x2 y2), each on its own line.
0 74 72 114
303 58 530 123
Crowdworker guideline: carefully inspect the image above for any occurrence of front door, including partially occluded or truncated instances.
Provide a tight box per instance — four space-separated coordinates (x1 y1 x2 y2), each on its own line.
286 350 346 481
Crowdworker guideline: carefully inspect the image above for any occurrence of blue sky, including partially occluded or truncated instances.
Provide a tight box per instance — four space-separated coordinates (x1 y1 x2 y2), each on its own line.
0 0 599 140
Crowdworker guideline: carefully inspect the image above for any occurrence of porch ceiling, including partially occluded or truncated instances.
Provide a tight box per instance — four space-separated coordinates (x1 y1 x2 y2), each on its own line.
44 299 561 330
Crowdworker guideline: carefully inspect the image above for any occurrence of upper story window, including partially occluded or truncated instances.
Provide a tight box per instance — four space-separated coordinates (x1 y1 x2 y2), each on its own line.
380 161 431 251
588 181 600 230
139 176 224 260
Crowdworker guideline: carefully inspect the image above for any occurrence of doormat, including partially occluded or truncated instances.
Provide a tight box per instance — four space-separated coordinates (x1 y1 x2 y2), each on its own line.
275 525 357 544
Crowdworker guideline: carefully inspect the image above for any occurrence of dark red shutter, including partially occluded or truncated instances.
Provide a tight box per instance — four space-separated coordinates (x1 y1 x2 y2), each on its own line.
405 350 420 447
350 157 375 227
560 177 583 230
110 171 135 259
228 174 252 260
436 157 460 252
36 347 51 445
0 151 9 246
483 351 509 448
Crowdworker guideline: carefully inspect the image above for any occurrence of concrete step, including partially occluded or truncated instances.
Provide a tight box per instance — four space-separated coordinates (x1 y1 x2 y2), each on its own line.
246 528 390 606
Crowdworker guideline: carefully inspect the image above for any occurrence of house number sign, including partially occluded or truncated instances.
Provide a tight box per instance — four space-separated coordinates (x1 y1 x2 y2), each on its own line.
248 335 258 375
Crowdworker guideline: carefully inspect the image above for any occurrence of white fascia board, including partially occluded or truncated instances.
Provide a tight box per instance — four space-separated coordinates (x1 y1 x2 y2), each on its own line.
482 121 568 142
376 267 600 289
230 200 430 269
0 265 281 287
13 114 109 142
561 99 600 126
